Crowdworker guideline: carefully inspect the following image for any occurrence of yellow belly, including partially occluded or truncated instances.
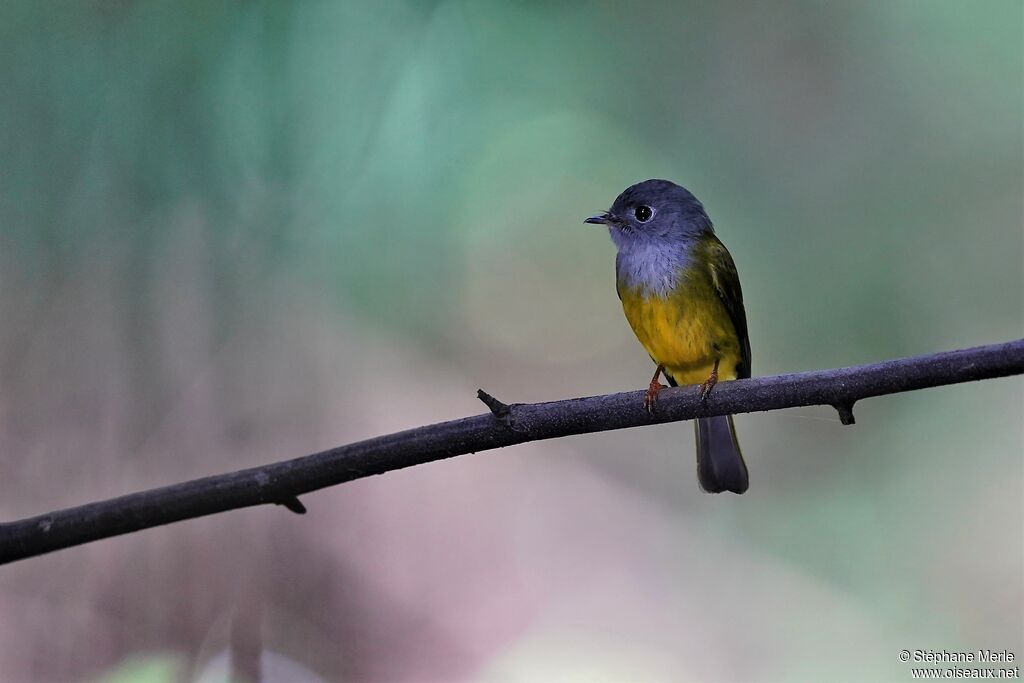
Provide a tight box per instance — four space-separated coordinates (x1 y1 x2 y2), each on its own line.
619 283 741 386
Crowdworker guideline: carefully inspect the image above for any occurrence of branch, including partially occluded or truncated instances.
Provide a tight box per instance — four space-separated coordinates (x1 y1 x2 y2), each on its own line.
1 339 1022 566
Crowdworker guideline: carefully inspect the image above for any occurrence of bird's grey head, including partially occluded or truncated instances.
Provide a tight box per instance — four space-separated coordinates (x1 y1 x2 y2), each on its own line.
584 179 713 252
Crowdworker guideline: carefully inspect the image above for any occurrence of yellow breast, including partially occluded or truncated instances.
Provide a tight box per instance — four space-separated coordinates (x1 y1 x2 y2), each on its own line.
619 275 741 386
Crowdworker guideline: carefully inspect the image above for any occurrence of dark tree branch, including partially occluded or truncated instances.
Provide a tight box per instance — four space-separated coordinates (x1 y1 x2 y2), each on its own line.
1 339 1022 566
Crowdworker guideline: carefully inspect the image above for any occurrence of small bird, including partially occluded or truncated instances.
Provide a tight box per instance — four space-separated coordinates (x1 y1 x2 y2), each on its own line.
585 179 751 494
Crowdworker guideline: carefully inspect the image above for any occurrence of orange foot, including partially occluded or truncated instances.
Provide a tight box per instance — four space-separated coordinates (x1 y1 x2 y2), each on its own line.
644 379 666 413
699 359 720 401
644 364 666 413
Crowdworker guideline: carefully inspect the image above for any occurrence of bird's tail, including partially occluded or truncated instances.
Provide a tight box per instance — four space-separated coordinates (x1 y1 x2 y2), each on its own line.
694 415 749 494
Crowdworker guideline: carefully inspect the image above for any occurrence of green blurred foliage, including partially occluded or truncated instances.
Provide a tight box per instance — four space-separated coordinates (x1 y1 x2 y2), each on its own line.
93 655 182 683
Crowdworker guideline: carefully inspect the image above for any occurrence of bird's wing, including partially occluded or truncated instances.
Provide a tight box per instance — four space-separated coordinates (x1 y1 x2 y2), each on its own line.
705 234 751 378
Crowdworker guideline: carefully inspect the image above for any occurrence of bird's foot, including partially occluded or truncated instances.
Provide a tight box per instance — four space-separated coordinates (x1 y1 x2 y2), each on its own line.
644 379 666 413
699 370 718 402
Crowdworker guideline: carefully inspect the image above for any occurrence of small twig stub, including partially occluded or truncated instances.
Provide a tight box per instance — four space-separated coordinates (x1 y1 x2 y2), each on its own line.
277 497 307 514
834 402 857 425
477 389 515 428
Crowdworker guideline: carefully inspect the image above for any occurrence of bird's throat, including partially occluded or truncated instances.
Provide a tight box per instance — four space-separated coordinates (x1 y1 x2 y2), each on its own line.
614 240 693 298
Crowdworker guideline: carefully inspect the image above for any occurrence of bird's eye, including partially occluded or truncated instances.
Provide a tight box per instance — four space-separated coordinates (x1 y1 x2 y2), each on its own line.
634 205 653 222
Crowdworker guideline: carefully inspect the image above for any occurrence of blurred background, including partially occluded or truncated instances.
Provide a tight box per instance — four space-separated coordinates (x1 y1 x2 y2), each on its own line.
1 1 1021 681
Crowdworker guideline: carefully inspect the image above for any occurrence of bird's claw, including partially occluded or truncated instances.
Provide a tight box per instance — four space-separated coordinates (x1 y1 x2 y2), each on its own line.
699 372 718 402
644 381 666 413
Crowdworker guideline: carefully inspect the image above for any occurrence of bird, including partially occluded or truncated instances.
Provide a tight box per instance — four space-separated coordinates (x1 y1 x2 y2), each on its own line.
585 179 750 494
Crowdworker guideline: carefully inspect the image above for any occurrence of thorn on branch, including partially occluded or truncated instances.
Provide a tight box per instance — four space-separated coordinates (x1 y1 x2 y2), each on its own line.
833 401 856 425
477 389 514 428
276 496 307 514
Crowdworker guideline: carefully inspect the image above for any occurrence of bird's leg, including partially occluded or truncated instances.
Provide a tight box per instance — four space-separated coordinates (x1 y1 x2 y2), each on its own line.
644 364 666 413
699 358 720 401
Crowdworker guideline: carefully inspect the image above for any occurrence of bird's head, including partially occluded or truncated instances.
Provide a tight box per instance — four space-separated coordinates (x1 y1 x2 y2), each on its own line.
585 179 713 251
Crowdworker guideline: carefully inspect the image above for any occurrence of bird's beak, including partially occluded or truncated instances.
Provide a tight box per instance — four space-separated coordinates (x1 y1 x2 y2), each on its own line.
584 212 611 225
